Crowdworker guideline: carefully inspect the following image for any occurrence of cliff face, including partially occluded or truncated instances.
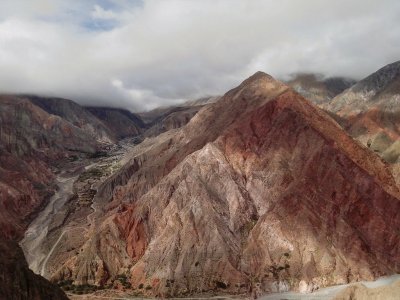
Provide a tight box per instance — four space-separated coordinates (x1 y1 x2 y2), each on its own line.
0 240 68 300
52 72 400 297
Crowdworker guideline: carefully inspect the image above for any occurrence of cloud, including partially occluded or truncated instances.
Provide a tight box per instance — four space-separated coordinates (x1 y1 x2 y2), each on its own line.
0 0 399 111
92 5 117 20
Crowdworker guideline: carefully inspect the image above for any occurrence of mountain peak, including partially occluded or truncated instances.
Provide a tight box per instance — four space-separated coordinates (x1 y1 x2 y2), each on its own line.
241 71 276 85
352 60 400 93
231 71 288 99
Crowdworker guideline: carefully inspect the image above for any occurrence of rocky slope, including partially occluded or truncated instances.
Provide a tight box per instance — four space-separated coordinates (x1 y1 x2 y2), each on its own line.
138 96 221 137
287 73 356 105
0 95 113 299
50 72 400 297
327 61 400 181
0 95 102 239
183 96 221 107
0 240 68 300
86 106 145 139
27 95 115 144
141 105 204 137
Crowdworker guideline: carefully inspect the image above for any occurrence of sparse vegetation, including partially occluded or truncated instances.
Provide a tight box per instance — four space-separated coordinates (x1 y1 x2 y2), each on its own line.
115 274 132 289
78 167 104 181
367 139 372 148
57 281 99 294
87 151 108 159
215 281 227 289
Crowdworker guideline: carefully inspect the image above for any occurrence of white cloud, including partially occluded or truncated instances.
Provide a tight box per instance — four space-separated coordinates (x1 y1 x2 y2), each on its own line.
91 5 117 20
0 0 399 111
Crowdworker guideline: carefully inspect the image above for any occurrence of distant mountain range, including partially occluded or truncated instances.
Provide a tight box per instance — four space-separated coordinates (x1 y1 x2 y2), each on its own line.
287 73 356 105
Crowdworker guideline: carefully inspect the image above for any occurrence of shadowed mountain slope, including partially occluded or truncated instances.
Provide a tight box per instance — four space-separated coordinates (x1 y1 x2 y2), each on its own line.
287 73 356 105
27 95 115 143
86 106 145 139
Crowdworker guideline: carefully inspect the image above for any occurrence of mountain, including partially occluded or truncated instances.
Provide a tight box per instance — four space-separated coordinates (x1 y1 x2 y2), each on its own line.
50 72 400 297
327 61 400 180
287 73 356 105
26 95 115 144
0 95 102 239
0 95 149 239
141 105 204 137
0 240 68 300
86 106 145 139
138 96 221 137
183 96 221 106
0 95 114 299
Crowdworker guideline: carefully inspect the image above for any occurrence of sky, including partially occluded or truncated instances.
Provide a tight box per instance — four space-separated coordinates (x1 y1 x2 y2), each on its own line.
0 0 399 111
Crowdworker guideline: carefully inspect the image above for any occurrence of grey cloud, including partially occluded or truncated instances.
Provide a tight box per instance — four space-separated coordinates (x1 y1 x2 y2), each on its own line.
0 0 399 111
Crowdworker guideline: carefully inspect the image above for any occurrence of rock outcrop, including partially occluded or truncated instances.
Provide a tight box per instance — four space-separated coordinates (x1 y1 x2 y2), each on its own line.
52 72 400 297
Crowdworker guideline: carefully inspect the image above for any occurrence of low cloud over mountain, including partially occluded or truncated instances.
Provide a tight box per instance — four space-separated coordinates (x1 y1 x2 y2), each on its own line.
0 0 399 110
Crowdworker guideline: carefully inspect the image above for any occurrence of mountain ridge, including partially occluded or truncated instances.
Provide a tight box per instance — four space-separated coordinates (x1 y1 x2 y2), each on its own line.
47 72 400 297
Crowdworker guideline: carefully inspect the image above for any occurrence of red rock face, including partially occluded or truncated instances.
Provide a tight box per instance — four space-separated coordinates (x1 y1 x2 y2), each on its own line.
56 72 400 297
0 152 54 239
115 205 147 261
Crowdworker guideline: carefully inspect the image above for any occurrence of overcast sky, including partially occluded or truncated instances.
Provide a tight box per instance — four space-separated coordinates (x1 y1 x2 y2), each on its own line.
0 0 399 111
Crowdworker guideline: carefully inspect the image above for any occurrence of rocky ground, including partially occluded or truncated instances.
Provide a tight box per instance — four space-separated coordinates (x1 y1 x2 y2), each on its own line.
19 138 139 297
